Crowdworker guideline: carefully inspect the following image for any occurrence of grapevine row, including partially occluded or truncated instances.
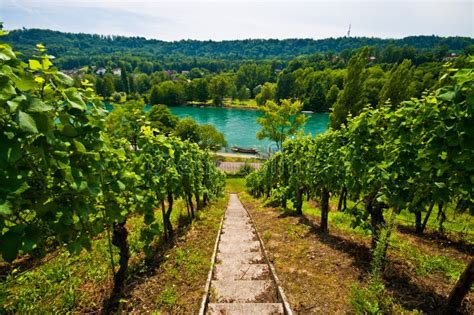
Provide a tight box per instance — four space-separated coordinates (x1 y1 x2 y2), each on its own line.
246 59 473 310
0 32 225 309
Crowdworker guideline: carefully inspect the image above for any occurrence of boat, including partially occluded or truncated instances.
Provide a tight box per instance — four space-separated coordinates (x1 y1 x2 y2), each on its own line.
301 110 314 114
230 146 259 154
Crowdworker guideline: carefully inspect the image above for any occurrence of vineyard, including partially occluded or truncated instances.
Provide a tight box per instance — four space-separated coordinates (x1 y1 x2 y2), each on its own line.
246 59 474 313
0 30 226 312
1 19 474 314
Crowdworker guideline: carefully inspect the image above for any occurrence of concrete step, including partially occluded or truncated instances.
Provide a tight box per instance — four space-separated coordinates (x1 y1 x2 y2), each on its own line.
216 251 264 265
207 303 284 315
213 263 270 280
218 240 260 253
219 233 257 243
210 280 277 303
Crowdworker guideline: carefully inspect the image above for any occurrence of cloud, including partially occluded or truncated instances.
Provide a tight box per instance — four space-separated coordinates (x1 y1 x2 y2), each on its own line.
1 0 472 40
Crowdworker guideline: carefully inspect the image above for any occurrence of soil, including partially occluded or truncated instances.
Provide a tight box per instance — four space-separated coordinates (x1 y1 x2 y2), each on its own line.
239 193 474 314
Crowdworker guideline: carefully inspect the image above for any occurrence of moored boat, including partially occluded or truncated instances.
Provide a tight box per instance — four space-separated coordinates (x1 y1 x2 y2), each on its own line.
230 146 259 154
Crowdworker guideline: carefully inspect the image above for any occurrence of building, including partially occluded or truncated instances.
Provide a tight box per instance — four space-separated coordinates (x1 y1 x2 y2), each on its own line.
96 67 106 75
112 68 122 76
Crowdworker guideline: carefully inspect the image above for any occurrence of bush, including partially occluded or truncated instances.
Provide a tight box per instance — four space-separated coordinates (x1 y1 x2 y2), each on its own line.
351 279 392 315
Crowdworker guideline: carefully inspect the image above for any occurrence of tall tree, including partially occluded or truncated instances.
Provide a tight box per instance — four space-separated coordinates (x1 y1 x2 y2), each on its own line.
330 46 369 129
379 59 414 107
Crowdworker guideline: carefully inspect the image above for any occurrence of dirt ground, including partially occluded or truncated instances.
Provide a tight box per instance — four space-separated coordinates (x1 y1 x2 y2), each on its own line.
239 193 473 314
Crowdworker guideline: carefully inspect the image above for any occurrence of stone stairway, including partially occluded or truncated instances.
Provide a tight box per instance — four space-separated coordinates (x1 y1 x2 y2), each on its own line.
200 194 291 315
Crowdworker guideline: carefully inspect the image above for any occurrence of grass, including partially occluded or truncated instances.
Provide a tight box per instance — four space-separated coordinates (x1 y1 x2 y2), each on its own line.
396 207 474 243
156 285 178 308
187 98 258 109
130 195 227 313
223 98 258 108
237 182 473 313
391 235 466 282
0 197 225 313
301 198 470 283
226 177 247 193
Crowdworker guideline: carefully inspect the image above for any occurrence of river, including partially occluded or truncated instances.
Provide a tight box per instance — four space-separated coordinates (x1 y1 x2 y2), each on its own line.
168 106 329 153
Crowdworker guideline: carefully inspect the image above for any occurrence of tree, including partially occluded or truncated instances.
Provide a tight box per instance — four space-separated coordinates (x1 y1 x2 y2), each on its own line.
189 78 209 102
209 74 233 105
445 258 474 313
120 65 130 94
326 84 340 109
235 63 273 97
237 86 251 101
105 102 146 150
149 81 185 106
147 105 179 134
102 74 115 98
174 117 200 143
256 100 306 151
275 72 295 101
362 65 386 107
198 124 227 150
330 46 369 129
379 59 414 107
255 82 276 106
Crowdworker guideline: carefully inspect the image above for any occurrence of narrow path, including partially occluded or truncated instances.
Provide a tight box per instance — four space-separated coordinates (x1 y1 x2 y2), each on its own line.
217 162 262 173
201 194 291 314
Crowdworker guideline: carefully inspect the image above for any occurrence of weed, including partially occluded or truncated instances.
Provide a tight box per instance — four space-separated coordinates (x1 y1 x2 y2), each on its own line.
156 285 178 307
262 230 272 242
392 238 465 282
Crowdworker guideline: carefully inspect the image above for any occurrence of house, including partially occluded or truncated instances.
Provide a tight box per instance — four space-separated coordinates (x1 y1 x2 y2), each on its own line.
96 67 106 75
112 68 122 76
442 53 458 62
369 56 376 61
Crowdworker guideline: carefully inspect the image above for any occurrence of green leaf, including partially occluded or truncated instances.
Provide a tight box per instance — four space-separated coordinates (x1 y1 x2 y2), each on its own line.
64 89 86 110
74 140 86 153
18 110 38 133
55 72 74 86
0 200 12 215
29 59 42 71
434 182 446 188
25 97 53 112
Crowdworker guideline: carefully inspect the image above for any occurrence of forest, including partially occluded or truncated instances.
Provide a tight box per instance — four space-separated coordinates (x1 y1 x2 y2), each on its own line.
4 29 473 113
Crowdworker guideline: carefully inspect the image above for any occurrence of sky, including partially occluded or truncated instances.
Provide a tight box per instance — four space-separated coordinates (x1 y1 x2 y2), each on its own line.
1 0 473 41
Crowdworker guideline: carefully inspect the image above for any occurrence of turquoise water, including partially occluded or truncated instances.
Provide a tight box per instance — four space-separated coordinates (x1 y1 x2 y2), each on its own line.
168 106 329 153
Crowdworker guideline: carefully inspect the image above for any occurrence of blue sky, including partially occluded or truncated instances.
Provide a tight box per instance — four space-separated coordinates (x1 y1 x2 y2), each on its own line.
1 0 473 40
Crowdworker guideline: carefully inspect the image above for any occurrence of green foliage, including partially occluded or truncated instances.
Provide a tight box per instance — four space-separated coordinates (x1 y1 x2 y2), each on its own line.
0 38 226 294
148 104 179 134
209 74 234 105
0 39 106 261
256 99 306 150
247 60 474 249
150 81 185 106
255 82 276 106
350 279 392 315
379 59 414 107
330 47 369 129
7 29 473 71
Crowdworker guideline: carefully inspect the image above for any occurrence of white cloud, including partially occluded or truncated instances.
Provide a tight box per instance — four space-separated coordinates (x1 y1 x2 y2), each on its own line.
1 0 472 40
